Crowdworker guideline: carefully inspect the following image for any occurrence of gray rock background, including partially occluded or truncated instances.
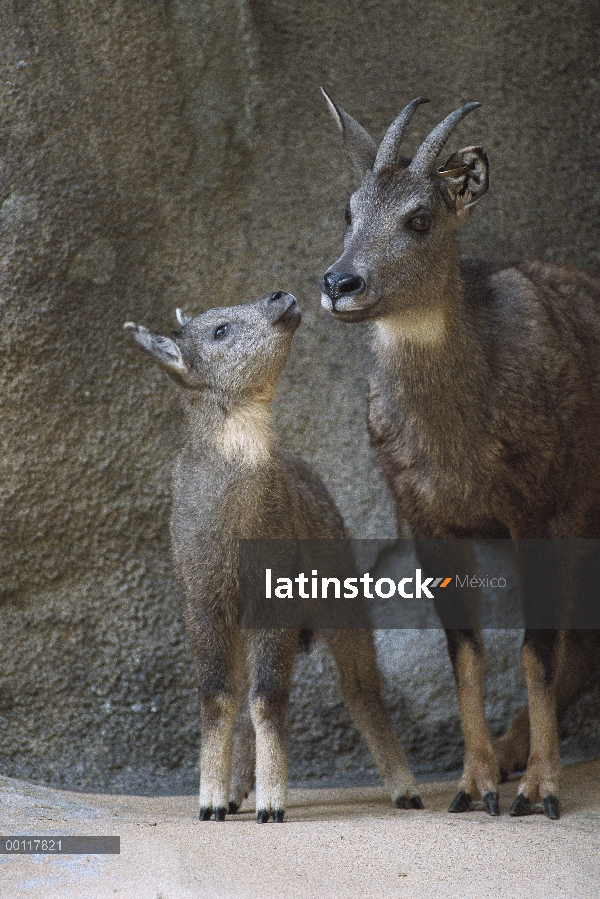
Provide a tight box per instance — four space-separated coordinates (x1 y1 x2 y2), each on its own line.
1 0 599 793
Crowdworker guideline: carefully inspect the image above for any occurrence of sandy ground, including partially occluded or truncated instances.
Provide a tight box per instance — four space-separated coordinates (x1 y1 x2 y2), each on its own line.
1 761 599 899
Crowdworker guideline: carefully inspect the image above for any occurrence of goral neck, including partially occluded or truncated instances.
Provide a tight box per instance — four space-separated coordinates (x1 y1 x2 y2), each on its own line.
184 394 275 465
371 276 489 435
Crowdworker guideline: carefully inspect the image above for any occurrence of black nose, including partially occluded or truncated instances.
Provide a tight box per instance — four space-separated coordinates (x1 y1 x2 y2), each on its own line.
322 272 366 302
268 291 286 302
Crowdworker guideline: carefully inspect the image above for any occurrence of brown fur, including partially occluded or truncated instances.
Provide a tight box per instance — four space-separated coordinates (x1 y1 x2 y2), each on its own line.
126 292 419 822
321 95 600 816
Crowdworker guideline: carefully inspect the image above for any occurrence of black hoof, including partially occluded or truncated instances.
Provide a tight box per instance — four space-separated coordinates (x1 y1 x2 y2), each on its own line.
228 802 239 815
448 790 472 813
257 809 270 823
199 806 213 821
273 809 285 823
483 791 500 816
214 806 227 822
411 795 425 810
395 796 411 809
509 793 533 817
543 795 560 820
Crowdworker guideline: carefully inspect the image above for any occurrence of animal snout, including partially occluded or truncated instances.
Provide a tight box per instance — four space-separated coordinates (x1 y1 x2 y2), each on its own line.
267 290 300 326
322 272 366 306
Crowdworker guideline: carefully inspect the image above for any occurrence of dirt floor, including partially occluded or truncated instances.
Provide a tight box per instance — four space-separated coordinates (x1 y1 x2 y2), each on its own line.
1 760 599 899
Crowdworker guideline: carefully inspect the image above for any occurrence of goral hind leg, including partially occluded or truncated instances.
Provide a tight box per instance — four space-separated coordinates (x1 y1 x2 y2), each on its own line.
228 695 255 814
324 629 423 809
494 703 530 781
494 629 600 781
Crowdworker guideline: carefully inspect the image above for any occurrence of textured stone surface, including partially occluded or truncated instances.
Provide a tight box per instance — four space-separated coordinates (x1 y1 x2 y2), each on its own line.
0 0 599 793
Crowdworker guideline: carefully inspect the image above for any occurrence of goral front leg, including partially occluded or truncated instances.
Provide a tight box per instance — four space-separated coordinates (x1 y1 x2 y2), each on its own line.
198 692 237 821
249 629 297 823
418 538 499 814
509 636 561 819
447 631 500 816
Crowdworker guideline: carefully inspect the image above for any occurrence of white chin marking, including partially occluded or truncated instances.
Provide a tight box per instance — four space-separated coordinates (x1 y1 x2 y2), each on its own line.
218 402 273 464
320 293 333 312
329 296 369 314
375 307 447 346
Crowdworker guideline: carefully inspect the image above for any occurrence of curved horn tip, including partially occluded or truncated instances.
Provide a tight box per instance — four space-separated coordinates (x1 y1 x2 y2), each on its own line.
409 101 483 175
373 95 431 171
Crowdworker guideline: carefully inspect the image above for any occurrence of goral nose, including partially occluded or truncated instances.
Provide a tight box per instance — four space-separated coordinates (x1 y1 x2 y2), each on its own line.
321 272 366 304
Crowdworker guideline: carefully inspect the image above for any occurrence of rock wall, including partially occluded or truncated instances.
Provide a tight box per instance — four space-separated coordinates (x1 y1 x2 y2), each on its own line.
1 0 598 792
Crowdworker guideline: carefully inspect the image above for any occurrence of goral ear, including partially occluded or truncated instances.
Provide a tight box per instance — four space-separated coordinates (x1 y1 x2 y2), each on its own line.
437 146 489 221
124 322 190 384
321 87 377 178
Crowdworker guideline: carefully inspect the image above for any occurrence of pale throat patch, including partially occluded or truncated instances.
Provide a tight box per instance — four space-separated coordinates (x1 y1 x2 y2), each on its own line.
217 400 274 463
374 305 447 348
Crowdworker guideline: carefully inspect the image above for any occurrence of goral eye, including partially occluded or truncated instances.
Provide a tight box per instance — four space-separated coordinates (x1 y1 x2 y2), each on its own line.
344 204 352 226
408 213 431 232
214 324 228 339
